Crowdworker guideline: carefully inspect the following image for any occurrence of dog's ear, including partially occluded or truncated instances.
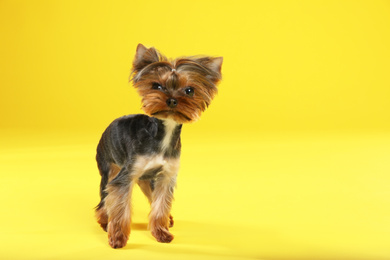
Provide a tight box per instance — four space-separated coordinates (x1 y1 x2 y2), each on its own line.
205 57 223 75
196 57 223 84
133 44 164 73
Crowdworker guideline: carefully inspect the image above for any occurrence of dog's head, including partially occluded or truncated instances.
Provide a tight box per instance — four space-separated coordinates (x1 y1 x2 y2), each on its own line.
130 44 222 124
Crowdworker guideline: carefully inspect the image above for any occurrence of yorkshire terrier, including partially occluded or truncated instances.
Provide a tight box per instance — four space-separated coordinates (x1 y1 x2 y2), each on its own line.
95 44 222 248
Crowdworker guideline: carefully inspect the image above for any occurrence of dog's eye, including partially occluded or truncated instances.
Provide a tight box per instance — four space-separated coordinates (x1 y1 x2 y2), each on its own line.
152 83 164 91
185 87 194 97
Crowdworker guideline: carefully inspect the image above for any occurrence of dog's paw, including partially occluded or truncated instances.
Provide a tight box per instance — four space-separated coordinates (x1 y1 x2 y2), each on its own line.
152 228 174 243
108 232 129 249
169 214 174 228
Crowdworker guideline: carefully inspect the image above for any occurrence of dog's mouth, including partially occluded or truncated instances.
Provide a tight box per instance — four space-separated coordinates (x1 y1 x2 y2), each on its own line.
151 110 192 122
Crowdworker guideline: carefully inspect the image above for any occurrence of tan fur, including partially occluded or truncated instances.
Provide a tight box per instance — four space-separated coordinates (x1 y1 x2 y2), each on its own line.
138 180 174 228
95 206 108 231
137 155 179 242
105 182 133 248
149 178 176 243
108 163 121 182
148 157 179 242
102 155 179 247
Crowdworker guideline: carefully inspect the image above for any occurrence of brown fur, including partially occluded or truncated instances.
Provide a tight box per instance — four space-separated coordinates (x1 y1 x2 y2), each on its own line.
94 163 123 236
105 182 133 248
95 207 108 231
138 180 174 228
108 163 121 183
131 44 222 123
148 174 176 243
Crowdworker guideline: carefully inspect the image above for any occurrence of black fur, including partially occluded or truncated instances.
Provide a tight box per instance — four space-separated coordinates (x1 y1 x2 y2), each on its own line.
96 114 182 209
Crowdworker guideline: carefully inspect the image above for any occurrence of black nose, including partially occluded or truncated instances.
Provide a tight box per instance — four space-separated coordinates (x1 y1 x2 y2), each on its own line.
166 98 178 108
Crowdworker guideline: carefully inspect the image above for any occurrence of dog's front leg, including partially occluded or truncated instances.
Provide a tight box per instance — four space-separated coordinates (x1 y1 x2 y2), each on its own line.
149 173 176 243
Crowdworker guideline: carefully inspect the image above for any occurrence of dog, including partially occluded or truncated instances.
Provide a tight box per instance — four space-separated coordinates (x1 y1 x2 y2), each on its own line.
95 44 222 248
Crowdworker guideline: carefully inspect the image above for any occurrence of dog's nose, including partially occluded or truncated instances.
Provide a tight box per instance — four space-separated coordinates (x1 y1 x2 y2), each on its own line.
166 98 178 108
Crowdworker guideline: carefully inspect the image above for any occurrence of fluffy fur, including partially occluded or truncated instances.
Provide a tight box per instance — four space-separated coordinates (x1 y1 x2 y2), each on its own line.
95 44 222 248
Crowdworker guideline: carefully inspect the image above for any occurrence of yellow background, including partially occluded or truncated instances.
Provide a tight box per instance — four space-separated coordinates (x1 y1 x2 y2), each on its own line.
1 0 390 259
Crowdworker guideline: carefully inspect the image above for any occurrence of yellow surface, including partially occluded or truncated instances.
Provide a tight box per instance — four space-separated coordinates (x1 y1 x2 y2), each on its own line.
1 0 390 259
1 132 390 259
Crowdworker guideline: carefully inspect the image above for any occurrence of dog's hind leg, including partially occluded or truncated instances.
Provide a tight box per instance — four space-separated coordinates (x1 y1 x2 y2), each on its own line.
105 167 133 249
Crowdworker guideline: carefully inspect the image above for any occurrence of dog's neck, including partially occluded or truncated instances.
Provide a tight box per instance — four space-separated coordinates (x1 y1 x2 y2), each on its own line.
161 118 179 151
157 118 182 156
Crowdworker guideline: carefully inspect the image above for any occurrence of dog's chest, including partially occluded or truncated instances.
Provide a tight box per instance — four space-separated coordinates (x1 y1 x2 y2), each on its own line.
133 155 180 180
